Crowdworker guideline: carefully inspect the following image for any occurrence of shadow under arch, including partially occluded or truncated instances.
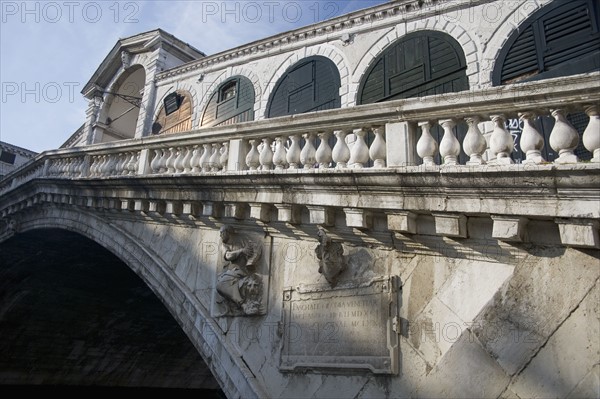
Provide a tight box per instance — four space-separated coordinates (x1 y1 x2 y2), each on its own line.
1 207 263 398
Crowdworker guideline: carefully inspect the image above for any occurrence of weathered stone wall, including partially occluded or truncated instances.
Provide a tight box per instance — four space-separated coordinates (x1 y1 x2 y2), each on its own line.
5 202 597 398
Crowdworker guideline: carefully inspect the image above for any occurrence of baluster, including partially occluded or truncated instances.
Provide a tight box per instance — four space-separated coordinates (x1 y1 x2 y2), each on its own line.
114 153 123 175
158 148 169 173
210 143 221 172
190 146 201 173
417 121 437 166
220 142 229 172
583 105 600 162
246 140 260 171
66 158 75 177
89 157 97 176
301 133 317 169
349 128 369 168
119 152 129 176
120 153 131 175
489 114 514 164
439 119 460 165
100 155 109 176
150 149 161 173
316 131 333 169
519 112 545 164
165 148 177 173
369 126 387 168
463 116 487 165
200 144 212 172
259 138 273 170
128 152 139 175
108 154 119 176
287 134 301 169
182 146 194 173
76 157 85 177
273 137 287 170
549 109 579 164
173 147 185 173
333 129 351 168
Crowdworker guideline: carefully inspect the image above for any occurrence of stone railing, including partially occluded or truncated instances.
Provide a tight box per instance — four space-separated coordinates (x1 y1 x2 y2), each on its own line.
1 73 599 196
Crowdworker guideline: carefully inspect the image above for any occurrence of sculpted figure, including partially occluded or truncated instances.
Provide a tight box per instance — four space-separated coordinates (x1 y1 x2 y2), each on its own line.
121 50 131 69
315 228 345 287
216 225 263 315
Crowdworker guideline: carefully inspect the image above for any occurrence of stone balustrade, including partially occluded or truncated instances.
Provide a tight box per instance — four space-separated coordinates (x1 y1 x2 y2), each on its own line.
1 73 599 198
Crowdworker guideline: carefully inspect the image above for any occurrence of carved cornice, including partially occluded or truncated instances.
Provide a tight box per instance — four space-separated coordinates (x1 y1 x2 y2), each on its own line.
155 0 482 82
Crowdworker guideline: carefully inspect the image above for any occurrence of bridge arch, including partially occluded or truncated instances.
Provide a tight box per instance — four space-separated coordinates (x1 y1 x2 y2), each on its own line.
3 206 262 398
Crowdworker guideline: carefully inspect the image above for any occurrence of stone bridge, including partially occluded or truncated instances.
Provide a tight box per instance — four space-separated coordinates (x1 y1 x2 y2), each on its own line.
1 71 599 397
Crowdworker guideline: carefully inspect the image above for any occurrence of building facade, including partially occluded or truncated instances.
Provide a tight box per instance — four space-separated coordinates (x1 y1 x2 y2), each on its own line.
1 0 599 397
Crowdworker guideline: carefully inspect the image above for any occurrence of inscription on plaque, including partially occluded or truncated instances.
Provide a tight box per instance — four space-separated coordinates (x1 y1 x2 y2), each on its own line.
280 276 400 374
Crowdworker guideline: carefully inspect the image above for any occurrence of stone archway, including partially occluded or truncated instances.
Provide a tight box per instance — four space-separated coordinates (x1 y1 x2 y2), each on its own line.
0 207 264 398
0 228 221 392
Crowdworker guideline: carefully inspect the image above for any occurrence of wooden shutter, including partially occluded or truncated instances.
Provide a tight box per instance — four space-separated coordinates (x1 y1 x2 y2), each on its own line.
494 0 600 85
358 31 468 105
201 77 255 128
267 56 341 118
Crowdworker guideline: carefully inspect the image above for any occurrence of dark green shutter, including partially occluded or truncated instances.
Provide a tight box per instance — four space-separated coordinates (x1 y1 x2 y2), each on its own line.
201 76 255 127
358 30 468 105
266 56 341 118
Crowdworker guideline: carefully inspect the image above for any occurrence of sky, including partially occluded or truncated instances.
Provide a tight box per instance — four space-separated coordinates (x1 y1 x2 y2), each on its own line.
0 0 388 153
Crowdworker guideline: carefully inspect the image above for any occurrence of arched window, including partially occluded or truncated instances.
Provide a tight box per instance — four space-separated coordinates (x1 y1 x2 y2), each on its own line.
152 90 192 135
201 76 255 127
492 0 599 85
493 0 598 162
98 65 146 142
266 56 341 118
358 30 468 104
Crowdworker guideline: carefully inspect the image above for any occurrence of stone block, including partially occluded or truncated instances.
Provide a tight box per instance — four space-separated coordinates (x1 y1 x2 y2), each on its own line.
409 297 466 367
149 200 166 214
344 208 372 229
306 205 334 226
165 201 182 216
492 216 528 242
473 247 600 376
510 282 599 398
555 219 599 248
387 211 417 234
275 204 300 224
437 260 514 324
417 333 510 399
249 203 272 222
386 121 418 167
433 213 467 238
134 199 149 213
202 201 223 218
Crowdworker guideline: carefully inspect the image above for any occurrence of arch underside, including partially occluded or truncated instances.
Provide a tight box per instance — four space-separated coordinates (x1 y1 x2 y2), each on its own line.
0 206 257 398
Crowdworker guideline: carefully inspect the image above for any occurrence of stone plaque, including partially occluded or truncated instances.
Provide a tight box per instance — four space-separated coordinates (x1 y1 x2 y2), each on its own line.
280 276 400 374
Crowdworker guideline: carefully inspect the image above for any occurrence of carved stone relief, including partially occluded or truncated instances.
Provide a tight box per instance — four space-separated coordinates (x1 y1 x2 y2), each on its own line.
315 228 345 287
213 225 268 316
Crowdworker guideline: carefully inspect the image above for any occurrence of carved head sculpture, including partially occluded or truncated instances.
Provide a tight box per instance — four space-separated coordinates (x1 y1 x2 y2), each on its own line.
219 224 234 244
121 50 131 69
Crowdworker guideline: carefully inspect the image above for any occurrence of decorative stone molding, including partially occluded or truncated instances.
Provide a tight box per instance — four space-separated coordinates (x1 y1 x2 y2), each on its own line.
307 206 335 227
344 208 372 229
433 213 468 238
250 203 272 223
555 219 600 249
491 215 528 242
388 211 417 234
275 204 301 225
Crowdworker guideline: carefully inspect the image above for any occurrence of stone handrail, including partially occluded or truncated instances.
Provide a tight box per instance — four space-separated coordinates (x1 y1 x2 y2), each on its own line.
1 72 599 197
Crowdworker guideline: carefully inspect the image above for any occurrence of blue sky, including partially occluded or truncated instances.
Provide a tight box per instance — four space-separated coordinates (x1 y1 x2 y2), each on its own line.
0 0 388 152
